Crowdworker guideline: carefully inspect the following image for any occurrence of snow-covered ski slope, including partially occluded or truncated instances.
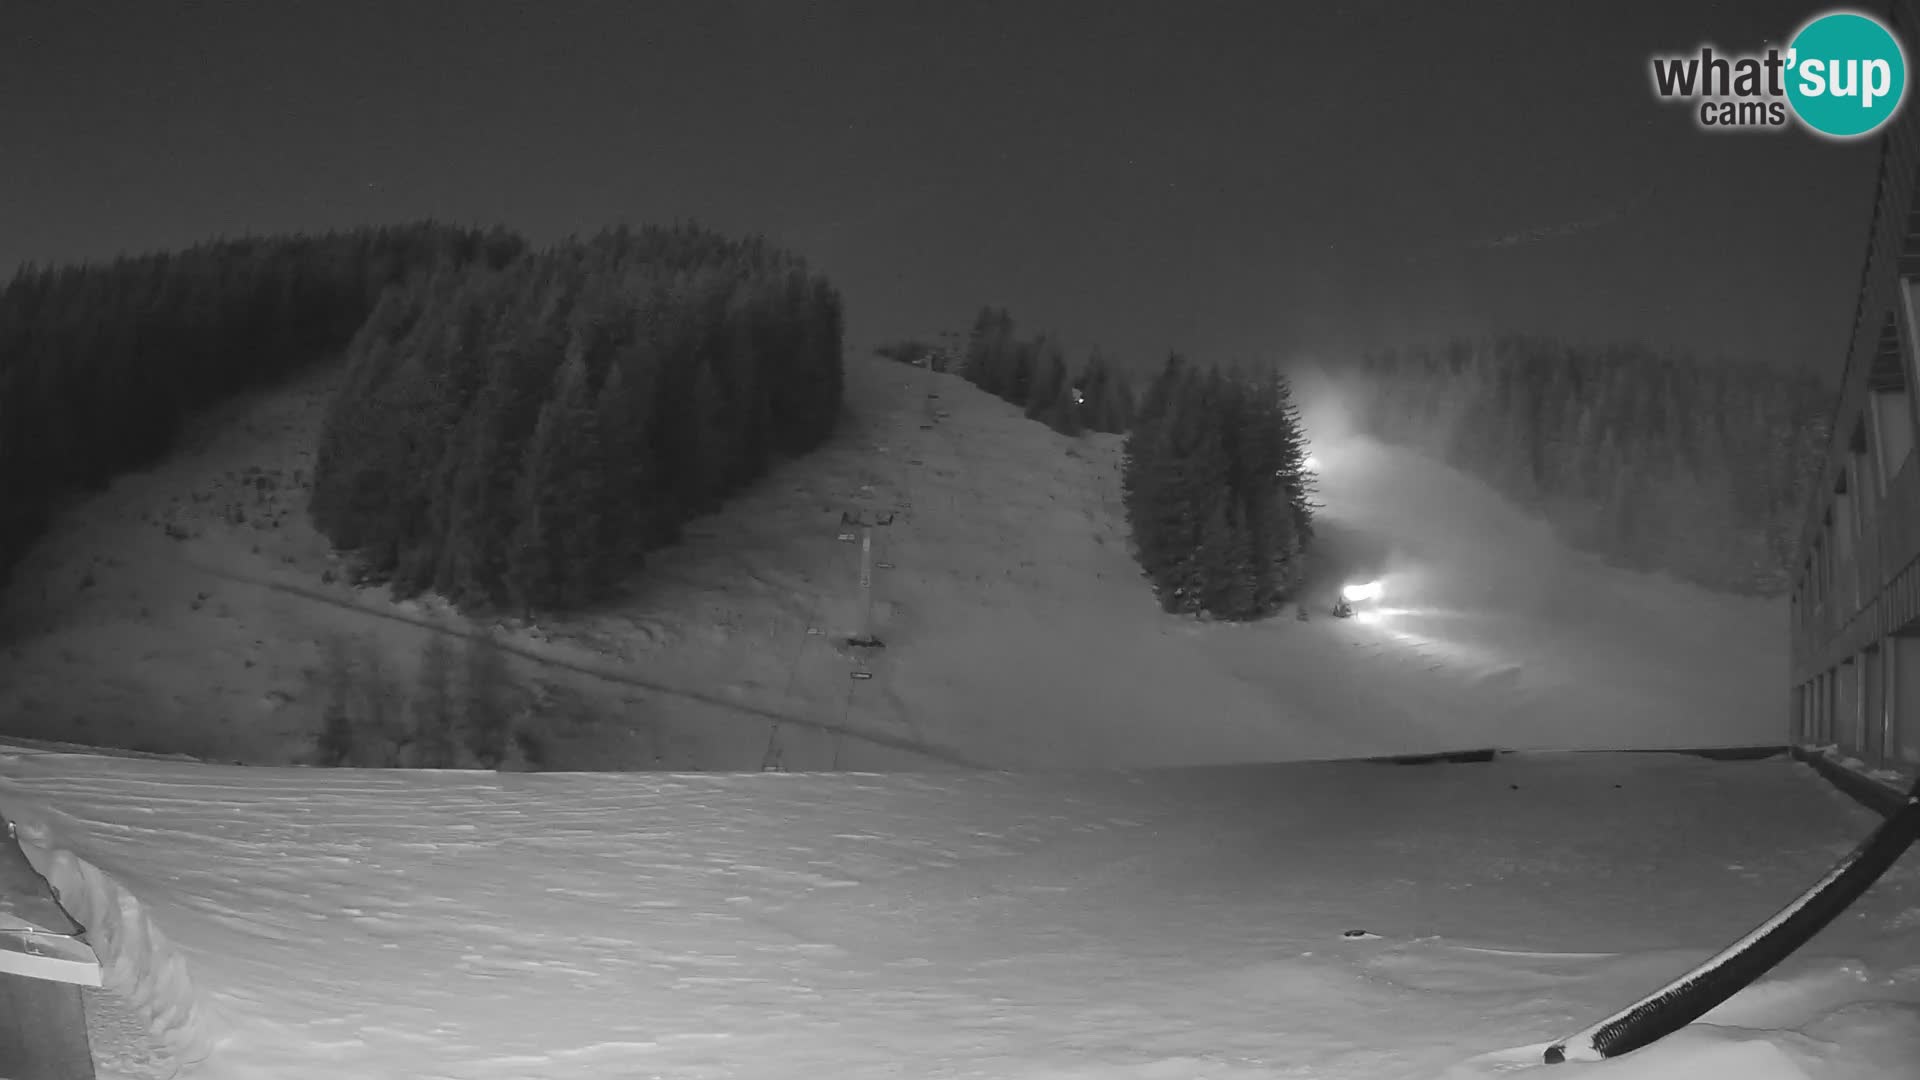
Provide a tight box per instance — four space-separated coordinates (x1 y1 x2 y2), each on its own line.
1297 433 1784 755
0 354 1785 772
3 745 1916 1079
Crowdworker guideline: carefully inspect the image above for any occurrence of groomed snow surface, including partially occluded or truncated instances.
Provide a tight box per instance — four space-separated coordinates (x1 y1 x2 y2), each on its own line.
2 745 1917 1080
0 355 1906 1076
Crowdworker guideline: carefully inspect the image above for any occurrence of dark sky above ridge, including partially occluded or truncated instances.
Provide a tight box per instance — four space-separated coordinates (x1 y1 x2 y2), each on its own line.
1 0 1887 375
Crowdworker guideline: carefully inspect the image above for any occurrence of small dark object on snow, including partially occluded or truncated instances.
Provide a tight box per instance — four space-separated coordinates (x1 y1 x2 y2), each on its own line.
1331 599 1354 618
1510 784 1521 790
1342 929 1369 939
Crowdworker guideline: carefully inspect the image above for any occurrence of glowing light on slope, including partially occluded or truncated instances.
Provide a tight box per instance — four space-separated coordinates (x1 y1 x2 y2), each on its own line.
1341 580 1383 603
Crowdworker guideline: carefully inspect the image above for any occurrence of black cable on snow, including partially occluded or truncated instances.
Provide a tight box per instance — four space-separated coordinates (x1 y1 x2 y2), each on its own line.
1543 774 1920 1065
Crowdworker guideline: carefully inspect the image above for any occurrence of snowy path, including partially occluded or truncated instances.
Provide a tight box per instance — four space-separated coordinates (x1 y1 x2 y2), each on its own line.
2 748 1917 1078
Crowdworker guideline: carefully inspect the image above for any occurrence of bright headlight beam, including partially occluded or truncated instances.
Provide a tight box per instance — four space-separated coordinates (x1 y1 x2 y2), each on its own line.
1341 580 1382 603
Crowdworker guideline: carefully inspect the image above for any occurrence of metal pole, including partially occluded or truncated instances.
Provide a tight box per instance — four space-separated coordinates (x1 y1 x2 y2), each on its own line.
857 526 875 644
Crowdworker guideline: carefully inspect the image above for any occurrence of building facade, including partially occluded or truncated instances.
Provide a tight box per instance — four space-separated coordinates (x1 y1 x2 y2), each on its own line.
1789 0 1920 781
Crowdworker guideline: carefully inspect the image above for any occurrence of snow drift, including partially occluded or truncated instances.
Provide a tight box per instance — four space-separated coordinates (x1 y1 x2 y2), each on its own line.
3 781 225 1068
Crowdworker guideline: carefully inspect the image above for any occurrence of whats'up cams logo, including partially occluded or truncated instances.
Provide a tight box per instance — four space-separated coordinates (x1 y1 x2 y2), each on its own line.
1650 9 1909 139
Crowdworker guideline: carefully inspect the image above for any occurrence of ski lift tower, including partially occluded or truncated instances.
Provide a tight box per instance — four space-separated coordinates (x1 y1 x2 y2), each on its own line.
838 508 894 650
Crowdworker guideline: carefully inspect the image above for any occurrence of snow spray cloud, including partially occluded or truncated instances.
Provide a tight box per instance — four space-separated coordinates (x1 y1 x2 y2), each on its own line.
1647 9 1909 139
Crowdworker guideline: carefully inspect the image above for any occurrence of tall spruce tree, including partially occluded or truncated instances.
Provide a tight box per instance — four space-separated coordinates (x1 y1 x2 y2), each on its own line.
1026 338 1068 421
1121 358 1314 619
507 353 605 612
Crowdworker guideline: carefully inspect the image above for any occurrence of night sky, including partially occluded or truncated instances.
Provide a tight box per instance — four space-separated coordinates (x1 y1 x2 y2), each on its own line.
2 1 1887 374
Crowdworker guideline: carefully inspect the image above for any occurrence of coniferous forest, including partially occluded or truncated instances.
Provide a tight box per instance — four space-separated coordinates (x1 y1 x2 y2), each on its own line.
1330 337 1833 596
1 225 1816 635
951 306 1314 621
959 307 1136 436
0 223 527 589
0 221 845 618
311 224 845 613
1122 355 1317 619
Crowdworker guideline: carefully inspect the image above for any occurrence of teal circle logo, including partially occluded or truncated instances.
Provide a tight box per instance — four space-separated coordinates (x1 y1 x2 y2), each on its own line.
1786 11 1908 138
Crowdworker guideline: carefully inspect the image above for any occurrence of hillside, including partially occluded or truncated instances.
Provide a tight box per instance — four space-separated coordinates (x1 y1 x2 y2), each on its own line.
0 351 1786 770
1314 339 1831 597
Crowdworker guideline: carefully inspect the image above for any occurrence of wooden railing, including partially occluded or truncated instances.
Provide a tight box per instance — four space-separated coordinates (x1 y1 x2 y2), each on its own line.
1879 453 1920 594
1795 456 1920 683
1791 0 1920 581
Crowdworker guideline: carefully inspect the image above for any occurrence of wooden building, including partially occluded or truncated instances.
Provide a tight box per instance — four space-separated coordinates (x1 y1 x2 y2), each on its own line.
1789 0 1920 785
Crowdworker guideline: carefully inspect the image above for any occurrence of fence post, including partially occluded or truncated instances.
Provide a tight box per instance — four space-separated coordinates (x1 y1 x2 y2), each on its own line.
2 815 99 1080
